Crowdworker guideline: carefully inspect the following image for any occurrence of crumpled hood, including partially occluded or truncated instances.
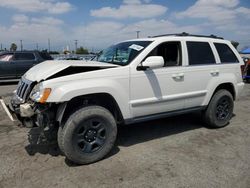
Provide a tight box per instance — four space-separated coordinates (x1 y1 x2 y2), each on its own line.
24 60 120 82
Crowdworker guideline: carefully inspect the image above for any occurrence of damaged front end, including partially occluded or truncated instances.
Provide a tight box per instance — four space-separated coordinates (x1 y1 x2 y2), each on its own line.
9 77 58 130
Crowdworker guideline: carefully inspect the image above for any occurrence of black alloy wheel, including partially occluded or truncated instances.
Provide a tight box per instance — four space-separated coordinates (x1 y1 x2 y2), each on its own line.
215 96 231 121
74 118 107 153
203 89 234 128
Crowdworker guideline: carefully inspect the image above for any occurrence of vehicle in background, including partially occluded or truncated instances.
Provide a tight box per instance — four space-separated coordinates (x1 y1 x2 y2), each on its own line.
0 51 53 81
55 55 82 60
243 57 250 83
53 54 96 61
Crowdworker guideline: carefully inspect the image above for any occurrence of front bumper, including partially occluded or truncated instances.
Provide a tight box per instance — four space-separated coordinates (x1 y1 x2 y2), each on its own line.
10 93 35 117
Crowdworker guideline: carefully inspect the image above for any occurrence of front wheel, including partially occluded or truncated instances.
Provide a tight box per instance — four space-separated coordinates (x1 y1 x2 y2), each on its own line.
203 89 234 128
62 106 117 164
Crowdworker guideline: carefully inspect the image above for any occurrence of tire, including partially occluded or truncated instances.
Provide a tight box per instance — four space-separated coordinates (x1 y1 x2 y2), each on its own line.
203 89 234 128
62 106 117 164
57 125 65 154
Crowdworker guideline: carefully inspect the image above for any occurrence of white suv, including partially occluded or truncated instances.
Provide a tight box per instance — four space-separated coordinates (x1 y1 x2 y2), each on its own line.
9 33 244 164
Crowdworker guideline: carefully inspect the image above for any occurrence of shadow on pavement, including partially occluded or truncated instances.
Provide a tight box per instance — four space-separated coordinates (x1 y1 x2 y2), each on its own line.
117 112 203 147
24 112 204 165
25 127 62 157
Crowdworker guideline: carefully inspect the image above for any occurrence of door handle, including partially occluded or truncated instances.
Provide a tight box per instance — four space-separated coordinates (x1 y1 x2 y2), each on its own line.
172 73 184 79
210 70 219 76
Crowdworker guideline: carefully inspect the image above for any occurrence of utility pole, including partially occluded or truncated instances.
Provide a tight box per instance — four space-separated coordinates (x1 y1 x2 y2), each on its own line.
20 40 23 51
48 38 51 53
136 31 140 38
75 40 78 54
0 43 2 51
36 43 39 51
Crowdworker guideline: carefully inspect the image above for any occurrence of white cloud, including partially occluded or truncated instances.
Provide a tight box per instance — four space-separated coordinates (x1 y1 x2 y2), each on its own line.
174 0 250 48
2 0 250 51
72 19 202 49
122 19 201 37
0 15 66 50
123 0 152 5
195 0 239 8
0 0 73 14
123 0 141 4
174 0 250 29
236 7 250 17
12 14 64 26
175 0 240 24
12 14 29 23
31 17 64 26
90 0 167 19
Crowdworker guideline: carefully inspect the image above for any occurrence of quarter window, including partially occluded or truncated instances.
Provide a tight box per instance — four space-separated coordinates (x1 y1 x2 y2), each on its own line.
214 43 239 63
187 42 215 65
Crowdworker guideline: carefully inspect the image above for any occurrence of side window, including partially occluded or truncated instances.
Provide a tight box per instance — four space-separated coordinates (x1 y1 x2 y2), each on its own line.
147 41 182 66
214 43 239 63
14 53 35 61
187 42 215 65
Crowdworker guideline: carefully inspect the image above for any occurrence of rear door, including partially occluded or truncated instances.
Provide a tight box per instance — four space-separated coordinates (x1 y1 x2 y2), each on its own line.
182 40 219 108
14 52 37 77
0 53 16 79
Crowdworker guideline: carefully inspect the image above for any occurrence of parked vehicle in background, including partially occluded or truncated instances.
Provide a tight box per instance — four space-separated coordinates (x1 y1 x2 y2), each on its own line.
243 57 250 83
53 54 96 61
0 51 53 81
8 33 244 164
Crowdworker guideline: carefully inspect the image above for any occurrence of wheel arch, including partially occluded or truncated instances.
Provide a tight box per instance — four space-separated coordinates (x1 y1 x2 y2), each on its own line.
213 82 236 100
57 93 125 126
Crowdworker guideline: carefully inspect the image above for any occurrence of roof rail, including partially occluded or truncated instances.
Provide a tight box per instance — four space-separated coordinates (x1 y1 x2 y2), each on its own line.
149 32 224 39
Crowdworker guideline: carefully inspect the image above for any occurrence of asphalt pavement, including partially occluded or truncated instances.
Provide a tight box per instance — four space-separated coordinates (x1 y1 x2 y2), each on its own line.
0 83 249 188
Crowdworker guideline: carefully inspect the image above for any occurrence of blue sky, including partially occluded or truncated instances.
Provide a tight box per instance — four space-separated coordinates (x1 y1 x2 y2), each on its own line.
0 0 249 51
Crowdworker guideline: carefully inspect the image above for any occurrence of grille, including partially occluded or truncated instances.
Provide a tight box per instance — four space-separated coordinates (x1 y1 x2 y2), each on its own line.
16 78 34 101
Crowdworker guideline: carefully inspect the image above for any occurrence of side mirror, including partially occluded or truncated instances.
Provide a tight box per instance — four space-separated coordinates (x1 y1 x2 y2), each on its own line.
137 56 164 71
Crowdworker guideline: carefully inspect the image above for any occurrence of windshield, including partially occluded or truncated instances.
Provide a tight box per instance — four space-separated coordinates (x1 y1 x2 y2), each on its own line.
96 41 152 66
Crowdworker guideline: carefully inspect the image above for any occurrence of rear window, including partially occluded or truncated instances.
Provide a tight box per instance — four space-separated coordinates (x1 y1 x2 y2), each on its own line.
39 52 53 60
187 42 215 65
214 43 239 63
14 53 35 60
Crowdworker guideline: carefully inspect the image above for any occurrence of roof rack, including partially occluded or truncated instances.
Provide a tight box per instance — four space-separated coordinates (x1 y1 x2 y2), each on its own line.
149 32 224 39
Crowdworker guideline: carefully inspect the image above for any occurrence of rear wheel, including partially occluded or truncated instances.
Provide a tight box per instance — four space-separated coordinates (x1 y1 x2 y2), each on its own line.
62 106 117 164
203 89 234 128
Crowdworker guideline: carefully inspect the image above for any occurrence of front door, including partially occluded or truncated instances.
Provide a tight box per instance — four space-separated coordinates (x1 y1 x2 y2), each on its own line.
130 41 186 118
